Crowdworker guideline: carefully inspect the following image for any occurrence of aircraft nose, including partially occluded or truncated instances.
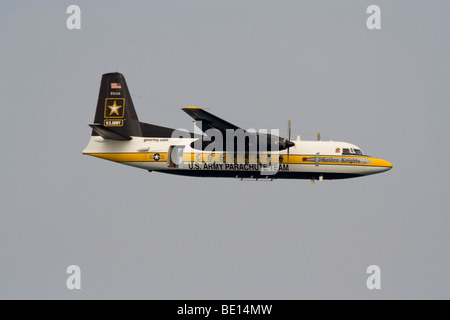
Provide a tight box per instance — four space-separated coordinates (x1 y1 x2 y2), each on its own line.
378 159 393 171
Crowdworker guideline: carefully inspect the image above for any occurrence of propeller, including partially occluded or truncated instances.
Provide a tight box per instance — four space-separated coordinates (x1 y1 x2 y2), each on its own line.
281 119 295 160
269 121 294 160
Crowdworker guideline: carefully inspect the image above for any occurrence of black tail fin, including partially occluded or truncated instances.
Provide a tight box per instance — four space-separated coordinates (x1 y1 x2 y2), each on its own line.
91 72 142 139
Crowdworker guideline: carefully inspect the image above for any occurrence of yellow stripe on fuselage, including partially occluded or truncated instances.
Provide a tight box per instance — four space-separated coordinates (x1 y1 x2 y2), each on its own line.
84 153 392 168
86 153 167 162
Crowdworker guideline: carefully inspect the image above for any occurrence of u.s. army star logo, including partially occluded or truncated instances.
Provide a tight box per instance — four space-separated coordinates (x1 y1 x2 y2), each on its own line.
104 98 125 118
108 101 122 116
151 153 161 161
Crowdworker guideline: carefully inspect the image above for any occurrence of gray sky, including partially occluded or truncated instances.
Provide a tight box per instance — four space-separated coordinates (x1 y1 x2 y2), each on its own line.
1 0 449 299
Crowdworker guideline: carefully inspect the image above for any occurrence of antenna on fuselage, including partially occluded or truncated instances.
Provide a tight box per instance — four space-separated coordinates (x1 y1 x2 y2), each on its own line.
317 132 321 141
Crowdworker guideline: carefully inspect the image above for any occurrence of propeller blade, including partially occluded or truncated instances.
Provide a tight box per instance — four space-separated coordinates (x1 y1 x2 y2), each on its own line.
288 120 291 141
287 120 291 160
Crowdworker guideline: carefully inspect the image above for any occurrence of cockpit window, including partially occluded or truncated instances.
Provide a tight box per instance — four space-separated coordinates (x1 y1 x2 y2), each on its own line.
342 148 364 155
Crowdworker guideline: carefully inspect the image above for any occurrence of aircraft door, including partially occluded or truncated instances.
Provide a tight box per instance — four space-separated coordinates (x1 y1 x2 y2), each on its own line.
168 145 185 168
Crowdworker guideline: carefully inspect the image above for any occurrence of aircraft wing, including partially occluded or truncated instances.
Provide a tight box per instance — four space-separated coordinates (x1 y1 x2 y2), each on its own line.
182 107 241 134
182 107 294 151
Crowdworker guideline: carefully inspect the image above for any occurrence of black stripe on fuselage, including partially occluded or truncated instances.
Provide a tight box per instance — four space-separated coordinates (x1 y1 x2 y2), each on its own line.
153 170 362 180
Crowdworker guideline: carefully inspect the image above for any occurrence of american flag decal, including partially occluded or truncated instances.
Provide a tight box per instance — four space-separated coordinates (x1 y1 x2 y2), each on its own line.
111 82 122 89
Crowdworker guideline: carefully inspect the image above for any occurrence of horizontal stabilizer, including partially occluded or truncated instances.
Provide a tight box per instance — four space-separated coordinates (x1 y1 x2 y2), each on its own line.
89 124 132 141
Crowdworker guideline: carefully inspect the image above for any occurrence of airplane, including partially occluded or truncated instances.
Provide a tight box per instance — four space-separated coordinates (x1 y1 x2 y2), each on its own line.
83 72 392 182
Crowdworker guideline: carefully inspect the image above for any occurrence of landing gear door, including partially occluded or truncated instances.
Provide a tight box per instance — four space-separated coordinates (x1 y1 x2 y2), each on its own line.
168 145 185 168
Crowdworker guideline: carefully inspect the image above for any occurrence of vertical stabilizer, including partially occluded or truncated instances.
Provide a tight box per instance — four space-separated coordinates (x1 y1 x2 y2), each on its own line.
92 72 142 137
